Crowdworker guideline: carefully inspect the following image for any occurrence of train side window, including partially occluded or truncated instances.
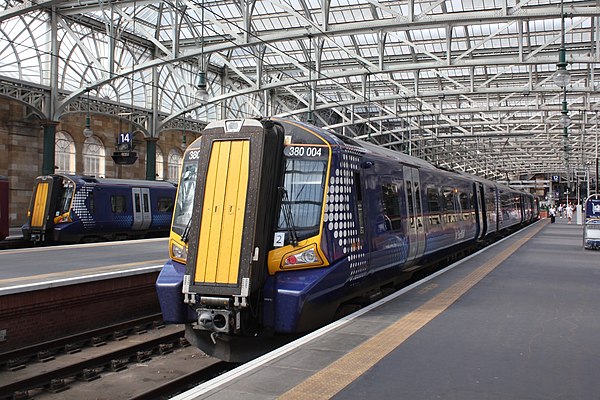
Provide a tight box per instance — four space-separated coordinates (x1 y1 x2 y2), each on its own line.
381 183 402 231
158 197 174 212
353 172 365 236
459 191 470 220
442 188 456 223
426 187 441 225
111 195 126 213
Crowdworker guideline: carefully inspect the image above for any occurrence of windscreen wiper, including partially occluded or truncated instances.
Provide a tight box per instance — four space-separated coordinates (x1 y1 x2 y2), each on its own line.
180 215 193 243
279 187 299 247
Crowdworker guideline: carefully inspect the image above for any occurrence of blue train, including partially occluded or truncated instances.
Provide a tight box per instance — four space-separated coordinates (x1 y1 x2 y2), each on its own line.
156 118 539 361
22 174 176 243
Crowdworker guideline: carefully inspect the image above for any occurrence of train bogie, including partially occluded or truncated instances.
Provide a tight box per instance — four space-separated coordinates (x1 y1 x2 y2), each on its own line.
156 118 538 362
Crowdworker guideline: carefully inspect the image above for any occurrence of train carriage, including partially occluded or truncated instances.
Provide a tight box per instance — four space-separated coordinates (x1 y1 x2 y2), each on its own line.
22 174 176 243
156 118 537 362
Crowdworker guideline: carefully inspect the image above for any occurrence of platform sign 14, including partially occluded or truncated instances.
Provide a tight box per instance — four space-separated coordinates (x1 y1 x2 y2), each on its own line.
116 132 133 151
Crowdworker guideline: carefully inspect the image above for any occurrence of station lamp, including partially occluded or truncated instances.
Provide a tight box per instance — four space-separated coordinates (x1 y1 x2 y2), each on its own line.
553 0 571 88
195 0 209 103
83 90 94 138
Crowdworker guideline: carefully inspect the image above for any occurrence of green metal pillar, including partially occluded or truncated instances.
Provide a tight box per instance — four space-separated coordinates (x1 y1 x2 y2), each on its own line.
41 121 59 175
145 137 158 180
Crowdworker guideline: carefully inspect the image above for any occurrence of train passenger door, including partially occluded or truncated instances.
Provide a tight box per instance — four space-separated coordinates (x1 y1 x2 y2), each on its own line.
132 187 152 230
474 183 487 240
403 166 425 263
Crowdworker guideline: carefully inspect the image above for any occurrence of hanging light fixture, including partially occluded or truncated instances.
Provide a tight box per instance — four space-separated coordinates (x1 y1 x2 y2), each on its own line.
195 0 209 103
553 0 571 88
83 89 94 138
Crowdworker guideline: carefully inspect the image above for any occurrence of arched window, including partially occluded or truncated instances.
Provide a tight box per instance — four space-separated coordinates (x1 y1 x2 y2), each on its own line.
83 136 106 177
156 146 164 180
168 149 182 182
55 131 76 174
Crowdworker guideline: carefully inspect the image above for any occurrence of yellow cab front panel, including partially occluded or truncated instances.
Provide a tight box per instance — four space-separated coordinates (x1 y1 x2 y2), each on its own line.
194 140 249 285
31 181 49 229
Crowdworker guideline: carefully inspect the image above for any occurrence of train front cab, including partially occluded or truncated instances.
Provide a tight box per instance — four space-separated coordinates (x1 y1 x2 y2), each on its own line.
22 175 74 242
157 119 290 359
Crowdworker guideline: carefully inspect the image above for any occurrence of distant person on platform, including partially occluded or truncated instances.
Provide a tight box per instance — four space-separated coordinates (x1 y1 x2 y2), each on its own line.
558 204 564 218
566 203 573 224
549 205 556 223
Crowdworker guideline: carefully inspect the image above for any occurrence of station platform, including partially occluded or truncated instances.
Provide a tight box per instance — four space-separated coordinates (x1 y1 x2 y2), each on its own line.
174 218 600 400
0 237 167 293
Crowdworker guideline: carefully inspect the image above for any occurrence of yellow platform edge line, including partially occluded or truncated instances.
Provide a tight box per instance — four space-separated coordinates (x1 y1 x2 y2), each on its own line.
278 220 548 400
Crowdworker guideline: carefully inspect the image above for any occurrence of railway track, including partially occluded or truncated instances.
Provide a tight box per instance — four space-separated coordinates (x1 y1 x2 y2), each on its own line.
0 312 238 400
0 314 166 371
0 322 186 399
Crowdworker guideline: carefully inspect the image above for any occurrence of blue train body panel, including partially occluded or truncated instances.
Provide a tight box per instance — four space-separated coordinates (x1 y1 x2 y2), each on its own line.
156 259 197 323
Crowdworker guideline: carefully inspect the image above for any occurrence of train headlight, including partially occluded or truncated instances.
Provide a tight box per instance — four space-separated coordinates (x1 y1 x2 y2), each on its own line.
171 241 188 263
282 245 322 268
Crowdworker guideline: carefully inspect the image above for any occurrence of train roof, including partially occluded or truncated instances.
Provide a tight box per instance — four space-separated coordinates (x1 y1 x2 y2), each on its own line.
52 174 177 189
281 119 532 196
274 118 437 170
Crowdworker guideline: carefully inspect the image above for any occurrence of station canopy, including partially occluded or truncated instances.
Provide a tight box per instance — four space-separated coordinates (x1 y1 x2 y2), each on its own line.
1 0 599 181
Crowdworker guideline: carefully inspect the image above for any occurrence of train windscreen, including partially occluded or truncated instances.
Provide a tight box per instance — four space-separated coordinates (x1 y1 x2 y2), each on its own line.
56 178 75 216
172 153 199 235
277 157 327 242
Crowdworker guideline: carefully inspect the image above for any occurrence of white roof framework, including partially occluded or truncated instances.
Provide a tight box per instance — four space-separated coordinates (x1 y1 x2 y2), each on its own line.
1 0 600 181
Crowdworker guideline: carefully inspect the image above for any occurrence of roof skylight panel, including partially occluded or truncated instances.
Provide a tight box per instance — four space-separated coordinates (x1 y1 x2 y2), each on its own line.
322 49 347 61
451 39 469 51
208 2 233 19
424 41 444 53
254 1 278 14
354 32 378 46
530 32 555 47
418 70 435 79
445 0 464 12
462 0 476 11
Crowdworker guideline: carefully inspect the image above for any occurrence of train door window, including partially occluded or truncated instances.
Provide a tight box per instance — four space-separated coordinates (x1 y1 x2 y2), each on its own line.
143 193 150 213
353 172 365 236
158 197 174 212
111 195 126 213
381 183 402 231
413 181 422 221
406 180 415 228
134 193 141 213
426 187 441 225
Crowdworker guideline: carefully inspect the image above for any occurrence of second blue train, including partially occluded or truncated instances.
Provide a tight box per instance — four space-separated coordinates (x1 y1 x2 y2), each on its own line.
156 118 539 362
22 174 176 243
